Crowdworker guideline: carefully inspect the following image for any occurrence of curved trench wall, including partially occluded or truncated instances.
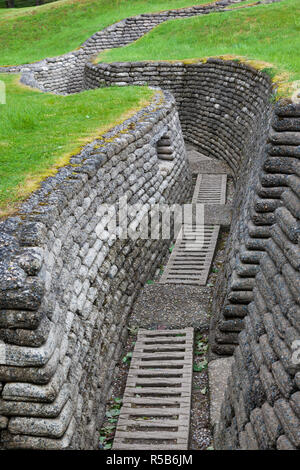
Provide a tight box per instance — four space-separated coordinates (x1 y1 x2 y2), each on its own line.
86 58 272 175
86 60 300 450
216 102 300 450
85 58 276 355
0 91 191 449
0 0 238 95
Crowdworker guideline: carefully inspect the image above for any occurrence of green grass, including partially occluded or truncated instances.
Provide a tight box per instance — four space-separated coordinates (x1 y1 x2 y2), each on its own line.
97 0 300 86
0 0 216 66
0 0 57 8
0 74 154 215
1 0 298 214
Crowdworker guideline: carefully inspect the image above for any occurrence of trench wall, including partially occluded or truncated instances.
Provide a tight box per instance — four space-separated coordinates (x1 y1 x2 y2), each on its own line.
0 91 191 449
216 102 300 450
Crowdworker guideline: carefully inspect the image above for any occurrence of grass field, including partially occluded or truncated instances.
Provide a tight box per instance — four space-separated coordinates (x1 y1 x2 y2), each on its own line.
97 0 300 87
1 0 298 215
0 0 216 66
0 75 154 215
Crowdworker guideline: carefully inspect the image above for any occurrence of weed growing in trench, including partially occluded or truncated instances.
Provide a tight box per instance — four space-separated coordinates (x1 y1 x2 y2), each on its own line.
193 333 209 372
169 244 175 253
193 360 208 372
99 397 123 450
122 351 133 364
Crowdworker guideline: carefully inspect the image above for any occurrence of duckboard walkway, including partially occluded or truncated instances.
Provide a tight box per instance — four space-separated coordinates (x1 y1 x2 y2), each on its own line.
113 328 194 450
160 173 227 286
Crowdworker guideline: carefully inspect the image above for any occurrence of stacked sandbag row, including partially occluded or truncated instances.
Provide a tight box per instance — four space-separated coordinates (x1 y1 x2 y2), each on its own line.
0 91 191 449
216 102 300 449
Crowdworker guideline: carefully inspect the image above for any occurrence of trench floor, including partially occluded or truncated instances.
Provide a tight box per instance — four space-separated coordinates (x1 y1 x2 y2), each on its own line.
100 145 234 450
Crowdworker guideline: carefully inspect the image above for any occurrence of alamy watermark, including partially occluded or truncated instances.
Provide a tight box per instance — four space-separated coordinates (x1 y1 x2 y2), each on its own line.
94 197 205 249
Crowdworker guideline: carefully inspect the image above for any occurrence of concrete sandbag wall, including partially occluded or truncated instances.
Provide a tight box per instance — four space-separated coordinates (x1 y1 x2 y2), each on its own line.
215 102 300 450
0 91 191 449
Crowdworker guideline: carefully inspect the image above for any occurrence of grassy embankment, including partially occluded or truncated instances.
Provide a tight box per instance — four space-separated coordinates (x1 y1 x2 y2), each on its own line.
1 0 217 214
97 0 300 95
1 0 299 215
0 0 217 66
0 75 154 216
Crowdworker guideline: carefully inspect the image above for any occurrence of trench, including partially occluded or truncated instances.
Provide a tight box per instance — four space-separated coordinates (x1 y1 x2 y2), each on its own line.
1 0 299 452
0 54 276 450
98 143 235 450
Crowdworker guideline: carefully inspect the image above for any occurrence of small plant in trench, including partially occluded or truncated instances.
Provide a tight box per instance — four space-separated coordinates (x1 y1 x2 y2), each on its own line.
195 334 209 355
194 333 209 372
122 351 133 364
169 243 175 253
260 67 277 79
99 397 123 450
193 359 208 372
128 326 138 336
